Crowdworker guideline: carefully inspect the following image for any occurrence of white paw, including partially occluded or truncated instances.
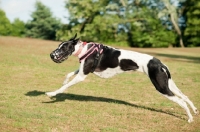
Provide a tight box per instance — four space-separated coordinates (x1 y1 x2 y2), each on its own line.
188 118 194 123
45 92 57 97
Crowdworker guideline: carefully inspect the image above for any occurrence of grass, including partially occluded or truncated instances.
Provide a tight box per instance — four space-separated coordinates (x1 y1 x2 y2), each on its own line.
0 36 200 132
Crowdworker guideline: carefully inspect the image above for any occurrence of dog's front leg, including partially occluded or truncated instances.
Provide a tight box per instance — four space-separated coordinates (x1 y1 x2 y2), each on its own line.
46 73 86 97
63 69 79 85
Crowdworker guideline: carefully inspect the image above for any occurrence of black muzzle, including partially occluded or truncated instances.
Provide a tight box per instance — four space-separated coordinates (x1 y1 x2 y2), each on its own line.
50 49 68 63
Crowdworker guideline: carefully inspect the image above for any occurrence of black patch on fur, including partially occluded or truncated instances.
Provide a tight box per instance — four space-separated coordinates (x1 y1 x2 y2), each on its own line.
83 45 120 74
83 45 97 74
147 57 174 96
119 59 139 71
97 46 120 70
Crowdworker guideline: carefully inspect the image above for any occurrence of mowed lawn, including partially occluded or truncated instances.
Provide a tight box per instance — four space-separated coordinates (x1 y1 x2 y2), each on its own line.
0 36 200 132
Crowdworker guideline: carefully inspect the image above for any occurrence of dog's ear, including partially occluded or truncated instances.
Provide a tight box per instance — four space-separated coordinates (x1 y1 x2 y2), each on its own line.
73 33 77 39
72 38 79 45
69 33 77 40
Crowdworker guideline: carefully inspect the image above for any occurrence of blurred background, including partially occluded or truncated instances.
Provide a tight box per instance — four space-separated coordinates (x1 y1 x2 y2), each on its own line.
0 0 199 47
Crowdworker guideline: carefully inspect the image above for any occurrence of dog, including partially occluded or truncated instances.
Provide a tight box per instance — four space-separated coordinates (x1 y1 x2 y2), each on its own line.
46 34 198 123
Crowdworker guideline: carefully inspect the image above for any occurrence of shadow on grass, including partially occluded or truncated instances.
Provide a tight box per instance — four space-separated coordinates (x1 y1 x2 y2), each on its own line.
25 90 45 96
25 90 185 121
144 52 200 63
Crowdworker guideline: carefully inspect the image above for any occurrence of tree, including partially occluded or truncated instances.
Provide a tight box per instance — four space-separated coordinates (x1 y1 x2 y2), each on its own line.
58 0 178 47
183 0 200 47
26 1 61 40
0 9 12 35
127 7 177 47
11 18 26 37
114 0 178 47
56 0 127 44
155 0 185 47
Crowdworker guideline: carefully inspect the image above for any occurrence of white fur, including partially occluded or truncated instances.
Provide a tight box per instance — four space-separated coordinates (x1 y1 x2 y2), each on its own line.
168 79 198 115
63 69 79 85
163 95 194 123
94 66 124 78
46 62 86 96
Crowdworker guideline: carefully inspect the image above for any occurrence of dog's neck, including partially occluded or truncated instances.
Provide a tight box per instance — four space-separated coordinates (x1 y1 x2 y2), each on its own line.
73 41 87 57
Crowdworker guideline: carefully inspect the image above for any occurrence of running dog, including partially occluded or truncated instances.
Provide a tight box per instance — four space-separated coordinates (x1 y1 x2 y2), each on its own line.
46 34 198 123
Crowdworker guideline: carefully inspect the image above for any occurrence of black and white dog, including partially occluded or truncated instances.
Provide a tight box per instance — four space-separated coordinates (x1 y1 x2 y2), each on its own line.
46 34 198 123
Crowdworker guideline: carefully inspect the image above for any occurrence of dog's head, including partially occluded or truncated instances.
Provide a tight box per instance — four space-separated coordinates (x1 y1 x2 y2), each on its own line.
50 33 79 63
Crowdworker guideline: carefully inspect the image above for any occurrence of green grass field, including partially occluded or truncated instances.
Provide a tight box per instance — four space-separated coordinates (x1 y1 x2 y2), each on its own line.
0 36 200 132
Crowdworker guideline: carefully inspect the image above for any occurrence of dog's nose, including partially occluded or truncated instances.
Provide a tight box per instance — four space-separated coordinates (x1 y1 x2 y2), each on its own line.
50 53 54 59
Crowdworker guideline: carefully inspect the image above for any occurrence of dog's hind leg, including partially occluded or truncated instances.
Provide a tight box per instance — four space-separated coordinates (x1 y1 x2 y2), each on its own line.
147 60 194 123
163 94 194 123
63 69 79 85
168 79 198 115
149 71 194 123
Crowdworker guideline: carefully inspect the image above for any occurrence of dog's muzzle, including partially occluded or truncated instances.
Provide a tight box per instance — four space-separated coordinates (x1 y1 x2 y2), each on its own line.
50 49 68 63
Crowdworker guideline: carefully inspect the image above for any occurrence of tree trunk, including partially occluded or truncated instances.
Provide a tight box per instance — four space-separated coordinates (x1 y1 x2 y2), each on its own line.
170 14 185 47
120 0 126 6
162 0 185 47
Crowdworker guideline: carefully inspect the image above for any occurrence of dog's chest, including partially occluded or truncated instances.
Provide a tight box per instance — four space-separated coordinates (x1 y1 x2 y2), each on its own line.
93 67 124 78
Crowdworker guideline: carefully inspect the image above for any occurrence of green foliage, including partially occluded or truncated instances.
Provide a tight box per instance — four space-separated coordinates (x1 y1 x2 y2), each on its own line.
0 9 12 35
0 9 25 37
25 1 61 40
57 0 126 45
184 0 200 47
11 18 26 37
125 6 177 47
57 0 178 47
158 0 185 47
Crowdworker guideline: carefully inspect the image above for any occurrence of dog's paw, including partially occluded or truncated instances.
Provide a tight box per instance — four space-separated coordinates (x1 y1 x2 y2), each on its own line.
188 118 194 123
45 92 57 97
